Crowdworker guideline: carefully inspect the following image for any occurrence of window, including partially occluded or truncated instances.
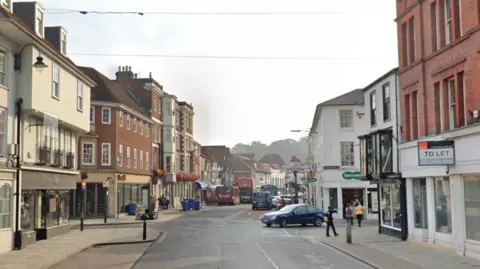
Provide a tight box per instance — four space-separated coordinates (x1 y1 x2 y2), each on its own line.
140 150 144 169
0 184 11 228
370 91 376 126
0 51 5 86
37 9 43 36
101 107 111 124
52 65 60 98
158 97 162 112
82 142 94 165
411 91 419 139
165 129 171 141
126 146 131 167
340 142 354 167
382 84 391 121
408 17 416 64
339 110 353 129
89 106 95 123
431 1 438 51
152 125 157 141
118 145 123 167
166 156 171 172
434 82 441 133
444 0 452 44
413 178 428 229
126 115 131 130
380 133 393 173
447 78 456 130
404 94 411 141
0 108 5 158
61 33 67 55
146 152 149 170
452 0 461 39
401 22 408 66
133 149 137 168
119 111 123 127
140 122 143 135
77 81 83 111
145 124 149 137
434 177 452 234
133 118 137 132
380 183 401 229
153 99 157 111
464 176 480 241
101 143 111 166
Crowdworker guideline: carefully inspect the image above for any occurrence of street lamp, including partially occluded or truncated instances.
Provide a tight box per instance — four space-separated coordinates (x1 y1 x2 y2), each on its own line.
14 43 49 72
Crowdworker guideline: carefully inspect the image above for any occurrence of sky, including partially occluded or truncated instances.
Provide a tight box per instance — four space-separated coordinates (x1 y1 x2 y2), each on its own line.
33 0 398 147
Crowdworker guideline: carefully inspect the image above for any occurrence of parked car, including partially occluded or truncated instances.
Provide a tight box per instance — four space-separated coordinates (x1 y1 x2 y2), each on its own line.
261 204 324 228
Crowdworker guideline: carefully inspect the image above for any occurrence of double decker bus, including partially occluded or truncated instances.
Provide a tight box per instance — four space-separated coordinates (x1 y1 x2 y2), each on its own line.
215 186 240 205
260 184 278 197
235 177 254 203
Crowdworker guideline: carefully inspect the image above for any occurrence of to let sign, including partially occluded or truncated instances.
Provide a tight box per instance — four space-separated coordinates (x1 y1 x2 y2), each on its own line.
418 140 455 166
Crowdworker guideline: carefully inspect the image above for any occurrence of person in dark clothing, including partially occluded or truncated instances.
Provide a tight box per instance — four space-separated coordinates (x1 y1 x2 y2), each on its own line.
325 206 339 237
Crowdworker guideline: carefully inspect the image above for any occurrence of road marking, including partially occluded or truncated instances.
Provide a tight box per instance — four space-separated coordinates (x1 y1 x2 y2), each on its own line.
217 244 221 269
256 242 279 269
281 228 289 234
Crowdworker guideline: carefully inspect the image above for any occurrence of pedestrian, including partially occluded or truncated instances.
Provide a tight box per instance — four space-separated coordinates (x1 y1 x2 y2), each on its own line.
354 203 366 227
324 206 339 237
345 202 355 226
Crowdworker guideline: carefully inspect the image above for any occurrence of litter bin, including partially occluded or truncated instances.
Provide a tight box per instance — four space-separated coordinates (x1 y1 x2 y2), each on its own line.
181 200 189 211
127 203 137 216
193 199 201 211
187 199 194 210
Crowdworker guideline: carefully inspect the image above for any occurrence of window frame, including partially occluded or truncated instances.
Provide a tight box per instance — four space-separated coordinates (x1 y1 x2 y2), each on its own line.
447 78 456 130
0 184 12 229
382 83 391 121
118 144 123 167
444 0 452 45
133 118 137 132
101 107 111 124
119 111 123 127
339 109 353 129
76 81 83 111
340 141 355 167
81 142 95 165
140 150 144 169
52 65 60 99
370 91 377 126
126 146 131 167
133 148 138 168
126 115 131 130
146 151 149 170
0 50 6 87
89 106 95 123
0 108 6 158
101 143 111 166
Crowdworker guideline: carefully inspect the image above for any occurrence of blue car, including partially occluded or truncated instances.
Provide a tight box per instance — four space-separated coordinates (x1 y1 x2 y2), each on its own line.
261 204 324 227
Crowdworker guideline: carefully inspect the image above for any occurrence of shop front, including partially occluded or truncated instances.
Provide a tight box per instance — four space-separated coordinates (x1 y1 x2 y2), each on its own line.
21 170 76 247
0 170 15 254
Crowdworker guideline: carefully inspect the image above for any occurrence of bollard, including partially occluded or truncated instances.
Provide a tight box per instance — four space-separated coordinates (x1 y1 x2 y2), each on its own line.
142 219 147 240
104 207 107 224
346 220 352 244
80 213 84 231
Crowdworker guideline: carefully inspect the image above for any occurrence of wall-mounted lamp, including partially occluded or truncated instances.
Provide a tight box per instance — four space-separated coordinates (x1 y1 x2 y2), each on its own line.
14 43 49 73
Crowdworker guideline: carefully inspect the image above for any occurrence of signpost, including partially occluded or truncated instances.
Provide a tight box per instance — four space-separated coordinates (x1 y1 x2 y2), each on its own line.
103 180 109 224
418 140 455 166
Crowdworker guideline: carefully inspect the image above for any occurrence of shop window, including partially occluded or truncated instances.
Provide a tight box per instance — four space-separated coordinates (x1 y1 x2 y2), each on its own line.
329 188 338 210
434 177 452 233
45 190 70 227
381 185 392 226
413 178 428 229
0 184 11 229
464 176 480 241
21 190 35 231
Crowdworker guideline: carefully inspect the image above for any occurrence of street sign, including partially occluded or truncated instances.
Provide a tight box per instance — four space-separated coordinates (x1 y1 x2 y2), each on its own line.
102 181 109 188
418 140 455 166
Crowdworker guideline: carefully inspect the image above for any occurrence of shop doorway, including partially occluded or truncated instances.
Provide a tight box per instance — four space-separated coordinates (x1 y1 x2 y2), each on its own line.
70 183 106 218
342 188 364 219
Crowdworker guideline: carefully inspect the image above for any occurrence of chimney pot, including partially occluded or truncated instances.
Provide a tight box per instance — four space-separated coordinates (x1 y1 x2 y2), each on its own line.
149 72 152 78
118 66 121 72
121 66 125 71
128 66 132 72
134 73 138 79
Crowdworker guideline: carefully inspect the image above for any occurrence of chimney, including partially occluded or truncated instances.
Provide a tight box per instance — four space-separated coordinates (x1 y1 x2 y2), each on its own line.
44 26 68 55
149 72 152 78
13 2 45 37
134 73 138 79
115 65 134 81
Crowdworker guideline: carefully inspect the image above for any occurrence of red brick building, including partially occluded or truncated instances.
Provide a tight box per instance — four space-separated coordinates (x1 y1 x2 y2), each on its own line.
396 0 480 257
74 67 153 218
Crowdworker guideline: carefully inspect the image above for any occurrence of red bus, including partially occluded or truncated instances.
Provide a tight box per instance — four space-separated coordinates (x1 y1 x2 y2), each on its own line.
235 177 254 203
216 186 240 205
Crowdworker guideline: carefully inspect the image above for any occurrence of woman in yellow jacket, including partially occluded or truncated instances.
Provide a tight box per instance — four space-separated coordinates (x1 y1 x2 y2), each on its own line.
354 203 366 227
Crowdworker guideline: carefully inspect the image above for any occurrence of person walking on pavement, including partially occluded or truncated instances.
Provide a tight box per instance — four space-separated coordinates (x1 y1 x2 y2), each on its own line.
324 206 339 237
354 203 366 227
345 202 355 226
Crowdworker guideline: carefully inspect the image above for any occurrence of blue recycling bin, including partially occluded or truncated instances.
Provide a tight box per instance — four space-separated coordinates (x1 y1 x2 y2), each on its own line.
187 199 194 210
127 203 137 216
181 200 189 211
193 199 201 211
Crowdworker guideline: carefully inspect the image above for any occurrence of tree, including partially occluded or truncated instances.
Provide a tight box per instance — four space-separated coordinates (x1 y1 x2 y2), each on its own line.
231 137 308 162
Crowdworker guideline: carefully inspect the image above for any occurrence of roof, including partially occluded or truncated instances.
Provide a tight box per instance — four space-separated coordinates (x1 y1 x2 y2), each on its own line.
255 163 272 173
78 66 149 117
361 67 399 92
232 155 255 171
259 154 285 166
0 6 95 87
178 101 194 111
201 146 231 168
309 88 364 135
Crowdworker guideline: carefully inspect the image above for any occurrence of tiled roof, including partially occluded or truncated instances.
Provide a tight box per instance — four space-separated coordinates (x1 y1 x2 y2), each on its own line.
318 88 364 106
201 146 231 167
78 67 149 117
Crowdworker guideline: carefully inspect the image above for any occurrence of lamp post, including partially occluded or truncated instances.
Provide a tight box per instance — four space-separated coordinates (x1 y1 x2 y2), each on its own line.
12 44 48 250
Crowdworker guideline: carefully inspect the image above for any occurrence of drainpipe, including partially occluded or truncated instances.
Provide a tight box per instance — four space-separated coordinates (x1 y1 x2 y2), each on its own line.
13 98 23 250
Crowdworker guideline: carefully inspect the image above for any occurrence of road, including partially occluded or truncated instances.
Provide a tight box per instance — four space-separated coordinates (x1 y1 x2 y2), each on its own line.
132 204 375 269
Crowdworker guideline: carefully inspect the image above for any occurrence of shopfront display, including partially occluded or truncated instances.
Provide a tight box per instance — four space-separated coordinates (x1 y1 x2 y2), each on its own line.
434 177 452 234
464 176 480 241
117 183 148 213
380 183 401 229
413 178 428 229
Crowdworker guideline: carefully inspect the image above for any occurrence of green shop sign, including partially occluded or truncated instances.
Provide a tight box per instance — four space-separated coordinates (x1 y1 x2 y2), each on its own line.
307 177 317 183
342 171 361 180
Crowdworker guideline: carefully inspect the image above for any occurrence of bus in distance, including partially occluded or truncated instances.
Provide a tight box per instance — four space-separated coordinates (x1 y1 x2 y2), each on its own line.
235 177 254 203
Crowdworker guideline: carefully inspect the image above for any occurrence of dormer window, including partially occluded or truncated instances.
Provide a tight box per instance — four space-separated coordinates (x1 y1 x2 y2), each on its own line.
37 9 44 37
61 32 67 55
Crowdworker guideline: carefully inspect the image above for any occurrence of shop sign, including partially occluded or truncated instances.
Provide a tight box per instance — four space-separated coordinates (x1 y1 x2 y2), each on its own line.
418 140 455 166
307 177 317 183
342 171 361 180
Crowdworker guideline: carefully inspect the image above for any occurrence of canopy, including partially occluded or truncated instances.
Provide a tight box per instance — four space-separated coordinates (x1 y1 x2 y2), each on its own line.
194 180 209 189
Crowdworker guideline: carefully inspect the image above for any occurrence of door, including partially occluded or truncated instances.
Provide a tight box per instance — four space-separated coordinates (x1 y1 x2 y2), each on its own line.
306 205 319 222
292 205 308 224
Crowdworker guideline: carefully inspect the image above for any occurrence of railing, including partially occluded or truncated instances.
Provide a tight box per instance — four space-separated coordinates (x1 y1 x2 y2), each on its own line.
52 149 64 167
66 152 75 169
38 146 51 165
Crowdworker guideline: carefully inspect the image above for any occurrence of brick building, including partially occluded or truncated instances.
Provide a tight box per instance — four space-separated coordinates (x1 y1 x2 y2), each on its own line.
74 67 153 218
396 0 480 258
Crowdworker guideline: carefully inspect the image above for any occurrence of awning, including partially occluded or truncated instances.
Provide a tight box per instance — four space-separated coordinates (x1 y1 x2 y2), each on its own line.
194 180 209 189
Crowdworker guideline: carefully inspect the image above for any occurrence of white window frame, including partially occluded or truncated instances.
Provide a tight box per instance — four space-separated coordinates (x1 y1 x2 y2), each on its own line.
0 184 12 229
145 124 149 137
133 118 137 132
444 0 452 45
52 65 60 99
101 143 111 166
126 146 131 167
37 9 44 37
133 148 137 168
339 109 353 129
101 107 111 124
0 50 6 87
126 115 131 130
140 150 144 169
90 106 95 123
61 32 67 55
340 141 355 167
0 108 5 158
140 122 143 135
118 144 123 167
119 111 123 127
146 151 149 170
77 81 84 111
153 99 157 111
448 78 456 130
81 142 95 165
